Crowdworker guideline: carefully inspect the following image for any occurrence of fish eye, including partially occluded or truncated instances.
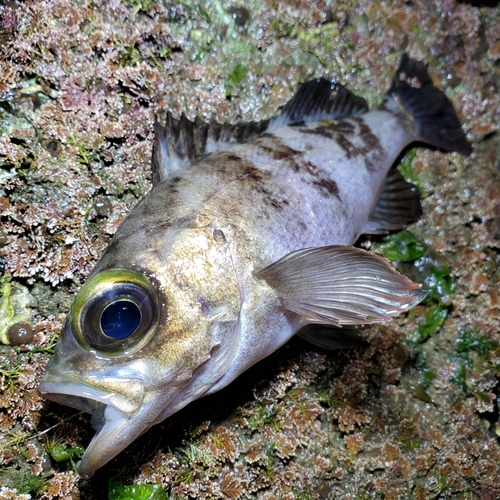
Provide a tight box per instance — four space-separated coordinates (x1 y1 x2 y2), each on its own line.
71 269 159 354
101 300 141 339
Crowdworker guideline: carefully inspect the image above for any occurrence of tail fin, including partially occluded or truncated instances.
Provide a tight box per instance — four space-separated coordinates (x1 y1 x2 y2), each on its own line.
386 54 472 156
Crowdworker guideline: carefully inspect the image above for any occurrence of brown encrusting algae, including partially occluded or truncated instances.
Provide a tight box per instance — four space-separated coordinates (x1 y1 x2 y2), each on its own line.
38 52 469 478
0 1 499 499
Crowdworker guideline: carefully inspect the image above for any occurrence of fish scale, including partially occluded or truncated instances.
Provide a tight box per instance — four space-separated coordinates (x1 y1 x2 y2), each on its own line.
39 54 471 477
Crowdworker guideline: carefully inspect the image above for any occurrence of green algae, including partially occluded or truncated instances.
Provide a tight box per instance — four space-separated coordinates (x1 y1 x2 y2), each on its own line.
46 441 85 464
228 63 248 85
409 304 448 346
373 230 426 262
226 63 249 97
108 472 167 500
375 231 458 347
1 468 47 495
46 439 85 474
423 264 455 305
397 148 422 193
450 329 500 398
456 330 499 358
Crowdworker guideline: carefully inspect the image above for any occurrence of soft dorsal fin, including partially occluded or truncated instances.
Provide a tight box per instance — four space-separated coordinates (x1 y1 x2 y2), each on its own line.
362 165 422 235
268 78 369 130
152 79 370 184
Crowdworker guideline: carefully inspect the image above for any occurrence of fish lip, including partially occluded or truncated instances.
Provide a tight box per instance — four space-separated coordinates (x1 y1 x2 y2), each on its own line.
77 404 131 478
79 395 181 478
37 380 126 477
38 373 145 415
39 380 107 413
39 375 184 478
38 377 149 478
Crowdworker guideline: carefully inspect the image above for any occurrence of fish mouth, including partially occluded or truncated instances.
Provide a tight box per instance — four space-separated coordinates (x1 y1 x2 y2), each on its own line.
38 375 169 478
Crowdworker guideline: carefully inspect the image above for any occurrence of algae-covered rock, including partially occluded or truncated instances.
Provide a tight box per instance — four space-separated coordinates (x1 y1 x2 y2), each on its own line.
0 0 499 498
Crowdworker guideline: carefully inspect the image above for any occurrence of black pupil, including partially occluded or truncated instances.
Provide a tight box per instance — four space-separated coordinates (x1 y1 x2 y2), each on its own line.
101 300 141 339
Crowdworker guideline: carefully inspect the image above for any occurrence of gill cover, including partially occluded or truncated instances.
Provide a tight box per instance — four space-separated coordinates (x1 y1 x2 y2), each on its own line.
71 269 160 355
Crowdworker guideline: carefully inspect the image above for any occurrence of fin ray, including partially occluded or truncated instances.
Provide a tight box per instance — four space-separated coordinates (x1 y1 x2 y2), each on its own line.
152 79 369 184
257 246 426 326
363 164 422 234
268 78 369 130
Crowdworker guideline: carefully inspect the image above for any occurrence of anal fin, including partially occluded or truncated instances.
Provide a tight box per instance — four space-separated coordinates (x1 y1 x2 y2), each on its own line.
362 165 422 235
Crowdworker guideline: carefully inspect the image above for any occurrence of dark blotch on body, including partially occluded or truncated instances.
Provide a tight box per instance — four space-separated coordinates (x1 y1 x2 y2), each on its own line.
305 161 319 177
166 175 183 194
299 120 356 140
312 178 341 199
299 118 383 171
233 155 290 213
256 134 342 202
242 164 265 183
257 136 304 173
353 116 383 170
301 125 334 140
254 184 289 212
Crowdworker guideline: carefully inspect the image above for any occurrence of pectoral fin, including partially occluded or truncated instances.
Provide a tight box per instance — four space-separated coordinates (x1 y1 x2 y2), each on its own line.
257 246 426 326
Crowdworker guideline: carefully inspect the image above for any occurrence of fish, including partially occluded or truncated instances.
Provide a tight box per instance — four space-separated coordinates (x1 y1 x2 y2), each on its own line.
38 54 472 478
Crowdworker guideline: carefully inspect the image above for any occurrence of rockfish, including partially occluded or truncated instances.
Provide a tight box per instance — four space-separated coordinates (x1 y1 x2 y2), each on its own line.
39 55 471 477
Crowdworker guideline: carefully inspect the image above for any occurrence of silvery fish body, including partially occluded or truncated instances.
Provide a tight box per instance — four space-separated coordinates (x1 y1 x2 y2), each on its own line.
39 55 471 477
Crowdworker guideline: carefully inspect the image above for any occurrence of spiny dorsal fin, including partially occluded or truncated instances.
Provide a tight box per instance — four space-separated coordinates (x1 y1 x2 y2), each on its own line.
257 246 426 327
362 164 422 235
152 113 270 184
152 79 370 184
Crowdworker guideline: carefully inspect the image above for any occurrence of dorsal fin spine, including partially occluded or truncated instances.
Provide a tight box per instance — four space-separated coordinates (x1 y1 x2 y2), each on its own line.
152 77 370 184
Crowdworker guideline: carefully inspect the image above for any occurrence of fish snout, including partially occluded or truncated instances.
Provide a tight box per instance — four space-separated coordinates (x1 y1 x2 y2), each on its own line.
38 371 146 416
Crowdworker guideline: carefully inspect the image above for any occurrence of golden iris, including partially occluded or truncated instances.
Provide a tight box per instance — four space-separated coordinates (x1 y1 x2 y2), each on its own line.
70 269 159 355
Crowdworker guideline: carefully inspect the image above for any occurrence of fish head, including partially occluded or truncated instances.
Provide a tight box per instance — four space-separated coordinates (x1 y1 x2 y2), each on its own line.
39 223 241 477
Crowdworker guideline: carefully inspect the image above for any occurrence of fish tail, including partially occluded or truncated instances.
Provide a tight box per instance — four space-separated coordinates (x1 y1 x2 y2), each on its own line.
386 53 472 155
